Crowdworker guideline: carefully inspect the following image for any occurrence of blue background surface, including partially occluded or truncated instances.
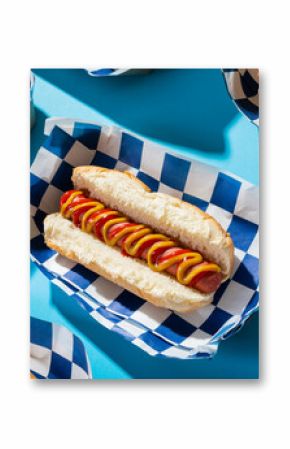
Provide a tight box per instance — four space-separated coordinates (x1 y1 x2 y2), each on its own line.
30 69 259 379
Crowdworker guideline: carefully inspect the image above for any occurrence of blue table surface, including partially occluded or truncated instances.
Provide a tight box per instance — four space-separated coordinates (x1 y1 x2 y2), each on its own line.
31 69 259 379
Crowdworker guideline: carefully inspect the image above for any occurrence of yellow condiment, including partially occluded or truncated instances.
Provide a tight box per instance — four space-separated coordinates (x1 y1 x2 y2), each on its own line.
61 191 221 286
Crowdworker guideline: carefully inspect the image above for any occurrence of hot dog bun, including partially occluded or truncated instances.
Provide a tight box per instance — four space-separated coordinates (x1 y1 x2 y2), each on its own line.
44 166 234 313
45 213 213 313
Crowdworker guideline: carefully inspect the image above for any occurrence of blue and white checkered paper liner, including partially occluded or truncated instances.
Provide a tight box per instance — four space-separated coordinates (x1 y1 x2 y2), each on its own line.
30 317 92 379
30 118 259 360
86 68 151 77
222 69 259 126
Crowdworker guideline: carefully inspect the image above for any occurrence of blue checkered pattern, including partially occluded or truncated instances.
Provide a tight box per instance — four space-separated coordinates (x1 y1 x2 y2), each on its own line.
86 69 150 77
30 317 91 379
222 69 259 126
30 118 259 360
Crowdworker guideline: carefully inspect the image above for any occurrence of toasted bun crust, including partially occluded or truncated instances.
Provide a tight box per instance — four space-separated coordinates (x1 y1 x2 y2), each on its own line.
72 166 234 279
44 213 212 313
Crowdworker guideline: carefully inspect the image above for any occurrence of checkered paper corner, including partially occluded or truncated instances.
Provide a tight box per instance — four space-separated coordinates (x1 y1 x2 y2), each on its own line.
30 118 259 360
30 317 92 379
86 68 151 77
222 68 259 126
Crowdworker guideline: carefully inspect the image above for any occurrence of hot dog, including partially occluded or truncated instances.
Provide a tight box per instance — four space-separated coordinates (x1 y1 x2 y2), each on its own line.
60 189 223 294
44 167 234 313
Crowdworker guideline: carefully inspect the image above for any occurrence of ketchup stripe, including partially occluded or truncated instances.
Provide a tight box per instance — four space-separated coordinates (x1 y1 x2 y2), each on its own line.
60 190 222 293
